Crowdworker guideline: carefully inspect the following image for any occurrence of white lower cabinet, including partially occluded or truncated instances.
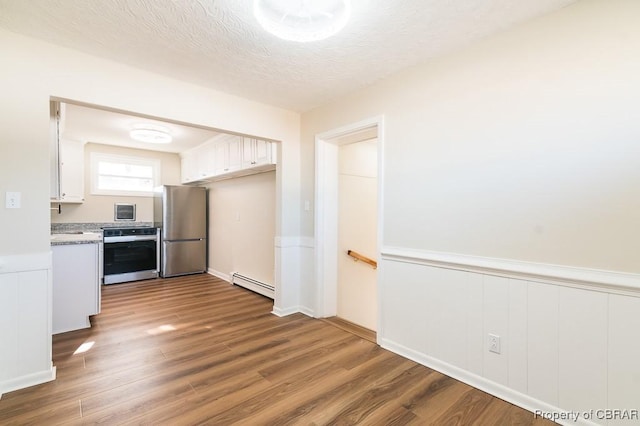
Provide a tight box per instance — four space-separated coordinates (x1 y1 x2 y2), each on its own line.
52 243 100 334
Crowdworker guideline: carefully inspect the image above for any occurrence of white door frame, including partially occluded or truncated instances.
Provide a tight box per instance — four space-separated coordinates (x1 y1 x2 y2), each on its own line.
314 115 384 325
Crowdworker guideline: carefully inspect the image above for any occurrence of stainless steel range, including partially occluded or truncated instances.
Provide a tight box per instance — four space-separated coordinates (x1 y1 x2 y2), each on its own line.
102 227 160 284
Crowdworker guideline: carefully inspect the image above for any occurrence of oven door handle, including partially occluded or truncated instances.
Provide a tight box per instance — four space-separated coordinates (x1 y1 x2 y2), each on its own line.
104 235 157 243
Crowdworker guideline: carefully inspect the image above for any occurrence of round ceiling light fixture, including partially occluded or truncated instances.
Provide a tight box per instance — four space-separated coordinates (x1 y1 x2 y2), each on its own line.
129 124 172 144
253 0 351 43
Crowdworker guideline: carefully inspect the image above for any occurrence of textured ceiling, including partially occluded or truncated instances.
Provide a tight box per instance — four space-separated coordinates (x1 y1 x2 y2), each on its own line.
0 0 575 112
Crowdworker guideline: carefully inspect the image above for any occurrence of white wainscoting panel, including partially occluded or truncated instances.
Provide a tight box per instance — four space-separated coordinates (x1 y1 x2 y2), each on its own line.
380 247 640 426
483 275 509 386
558 287 608 414
298 238 316 317
466 272 484 377
434 268 469 369
0 252 55 397
273 236 314 317
607 295 640 426
17 270 50 375
0 273 20 384
508 280 528 394
379 260 431 353
527 282 559 406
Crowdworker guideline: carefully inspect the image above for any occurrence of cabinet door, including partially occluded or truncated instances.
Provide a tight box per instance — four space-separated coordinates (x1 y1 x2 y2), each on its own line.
59 139 84 202
213 140 228 175
241 137 255 168
242 138 273 168
50 101 60 199
213 136 243 176
227 136 243 172
197 143 216 179
98 242 103 313
181 150 197 183
52 243 99 334
254 139 272 166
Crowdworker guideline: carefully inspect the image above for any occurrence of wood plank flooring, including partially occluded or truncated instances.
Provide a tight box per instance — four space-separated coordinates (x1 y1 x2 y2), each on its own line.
0 274 555 425
321 317 376 343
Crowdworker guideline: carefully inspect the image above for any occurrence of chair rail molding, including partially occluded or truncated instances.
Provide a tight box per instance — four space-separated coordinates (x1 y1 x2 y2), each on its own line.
381 246 640 296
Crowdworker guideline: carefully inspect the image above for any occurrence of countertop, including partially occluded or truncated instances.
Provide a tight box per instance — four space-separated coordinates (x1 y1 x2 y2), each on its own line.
51 232 102 246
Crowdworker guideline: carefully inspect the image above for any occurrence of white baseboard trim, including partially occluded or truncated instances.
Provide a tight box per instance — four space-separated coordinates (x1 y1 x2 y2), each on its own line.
382 246 640 296
0 366 56 399
271 305 302 317
207 268 230 283
379 338 599 426
298 305 315 317
270 305 317 318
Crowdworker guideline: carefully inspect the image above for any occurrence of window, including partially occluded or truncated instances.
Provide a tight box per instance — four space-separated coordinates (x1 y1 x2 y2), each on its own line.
90 153 160 197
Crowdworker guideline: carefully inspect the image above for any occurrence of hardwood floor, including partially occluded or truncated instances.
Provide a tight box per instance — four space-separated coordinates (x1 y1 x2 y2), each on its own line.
0 274 554 425
321 317 376 343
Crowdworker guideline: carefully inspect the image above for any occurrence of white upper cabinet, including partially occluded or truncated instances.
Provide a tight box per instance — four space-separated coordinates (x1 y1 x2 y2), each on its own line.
50 102 84 203
181 143 217 183
180 149 198 183
213 135 242 176
242 137 273 169
198 144 217 178
50 101 60 198
58 139 85 202
181 134 276 184
50 137 85 203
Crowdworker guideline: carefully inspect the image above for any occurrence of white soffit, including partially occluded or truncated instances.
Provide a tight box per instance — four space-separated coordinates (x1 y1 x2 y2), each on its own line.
0 0 576 112
61 103 221 154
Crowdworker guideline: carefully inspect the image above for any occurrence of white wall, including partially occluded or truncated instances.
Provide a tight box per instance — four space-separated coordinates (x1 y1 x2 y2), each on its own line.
337 140 377 330
0 28 301 395
51 143 182 224
207 171 276 286
301 0 640 274
300 0 640 423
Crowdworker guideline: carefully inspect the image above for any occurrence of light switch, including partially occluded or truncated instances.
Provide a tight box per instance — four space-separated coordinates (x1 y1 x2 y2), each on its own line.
6 191 21 209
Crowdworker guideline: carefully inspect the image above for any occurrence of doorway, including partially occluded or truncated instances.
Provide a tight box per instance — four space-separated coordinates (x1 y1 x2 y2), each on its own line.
315 116 384 336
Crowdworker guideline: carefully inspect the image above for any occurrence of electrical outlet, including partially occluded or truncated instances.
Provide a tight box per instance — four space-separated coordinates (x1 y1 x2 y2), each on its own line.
488 334 501 354
5 191 21 209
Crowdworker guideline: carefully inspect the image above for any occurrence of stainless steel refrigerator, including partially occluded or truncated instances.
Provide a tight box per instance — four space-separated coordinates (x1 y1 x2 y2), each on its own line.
153 185 207 277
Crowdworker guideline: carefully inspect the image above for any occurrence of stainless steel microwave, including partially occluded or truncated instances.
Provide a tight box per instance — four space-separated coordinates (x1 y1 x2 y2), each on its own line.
114 203 136 221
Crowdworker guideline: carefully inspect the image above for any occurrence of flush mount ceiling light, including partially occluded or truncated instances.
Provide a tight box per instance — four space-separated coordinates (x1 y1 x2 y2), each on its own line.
253 0 351 42
129 124 172 144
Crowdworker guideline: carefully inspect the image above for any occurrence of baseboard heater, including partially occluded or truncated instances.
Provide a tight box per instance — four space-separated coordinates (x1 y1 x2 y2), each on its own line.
231 272 275 299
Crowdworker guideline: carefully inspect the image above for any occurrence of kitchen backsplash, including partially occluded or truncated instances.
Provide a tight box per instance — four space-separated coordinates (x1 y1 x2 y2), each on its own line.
51 222 153 233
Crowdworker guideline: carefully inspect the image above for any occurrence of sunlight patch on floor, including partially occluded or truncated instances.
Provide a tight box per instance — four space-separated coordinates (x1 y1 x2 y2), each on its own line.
73 341 95 355
147 324 177 335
